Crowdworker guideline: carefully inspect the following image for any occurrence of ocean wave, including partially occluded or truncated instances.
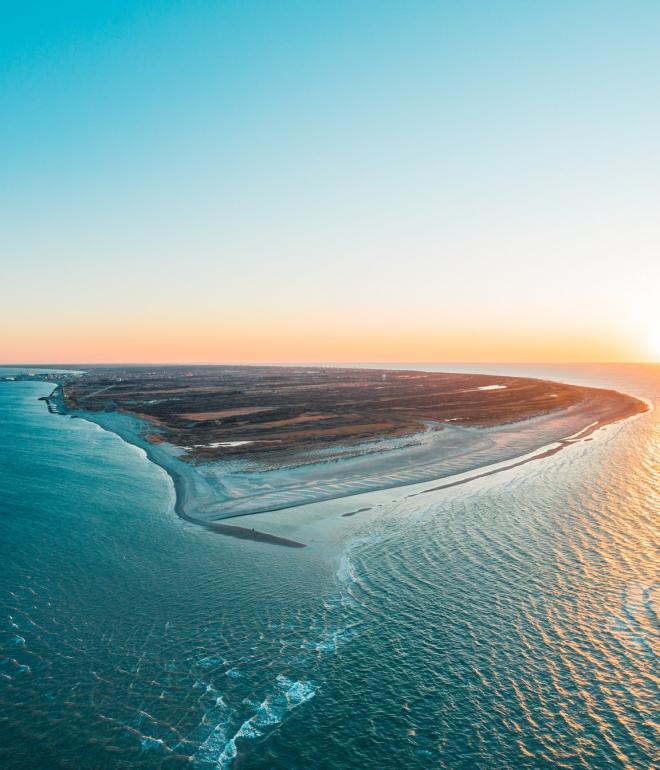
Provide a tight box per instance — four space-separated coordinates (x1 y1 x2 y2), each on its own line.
192 675 316 769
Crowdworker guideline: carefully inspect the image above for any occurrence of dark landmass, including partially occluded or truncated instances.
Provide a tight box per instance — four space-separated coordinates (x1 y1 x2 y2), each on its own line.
21 364 643 463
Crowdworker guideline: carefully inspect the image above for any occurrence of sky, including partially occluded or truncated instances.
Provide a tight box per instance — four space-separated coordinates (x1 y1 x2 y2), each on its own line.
2 0 659 363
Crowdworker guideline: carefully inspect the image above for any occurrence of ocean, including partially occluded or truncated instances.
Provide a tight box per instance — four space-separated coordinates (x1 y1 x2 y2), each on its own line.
0 364 657 769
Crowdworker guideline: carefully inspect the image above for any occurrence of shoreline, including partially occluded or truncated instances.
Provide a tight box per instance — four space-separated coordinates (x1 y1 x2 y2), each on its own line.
36 374 649 544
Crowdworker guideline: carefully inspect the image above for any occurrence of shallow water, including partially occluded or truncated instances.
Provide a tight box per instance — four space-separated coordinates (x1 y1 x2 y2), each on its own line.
1 365 657 769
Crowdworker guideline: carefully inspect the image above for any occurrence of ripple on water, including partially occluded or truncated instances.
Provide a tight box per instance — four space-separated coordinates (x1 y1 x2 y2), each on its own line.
1 371 657 769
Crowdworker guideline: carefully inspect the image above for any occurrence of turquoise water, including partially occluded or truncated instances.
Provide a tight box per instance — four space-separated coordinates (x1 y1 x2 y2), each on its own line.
1 365 657 769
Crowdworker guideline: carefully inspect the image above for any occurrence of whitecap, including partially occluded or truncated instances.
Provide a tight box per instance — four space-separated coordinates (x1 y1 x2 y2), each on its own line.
194 677 316 769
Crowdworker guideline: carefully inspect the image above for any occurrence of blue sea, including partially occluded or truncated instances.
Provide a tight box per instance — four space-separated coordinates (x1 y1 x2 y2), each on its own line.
1 364 657 769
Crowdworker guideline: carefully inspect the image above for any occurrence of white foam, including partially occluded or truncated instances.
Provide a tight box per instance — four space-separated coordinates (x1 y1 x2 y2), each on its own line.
140 736 166 753
195 677 316 769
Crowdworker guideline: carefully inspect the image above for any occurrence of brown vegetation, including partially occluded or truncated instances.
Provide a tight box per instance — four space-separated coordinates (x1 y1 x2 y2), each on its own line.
62 365 601 462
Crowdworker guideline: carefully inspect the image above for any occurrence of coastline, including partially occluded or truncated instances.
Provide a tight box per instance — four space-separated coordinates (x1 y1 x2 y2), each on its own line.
44 377 649 542
60 408 310 547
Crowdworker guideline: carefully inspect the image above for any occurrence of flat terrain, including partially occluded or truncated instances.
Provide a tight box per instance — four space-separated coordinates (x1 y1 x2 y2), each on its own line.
57 365 595 461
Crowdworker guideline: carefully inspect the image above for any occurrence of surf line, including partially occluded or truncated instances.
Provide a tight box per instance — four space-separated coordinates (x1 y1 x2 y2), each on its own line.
406 415 623 500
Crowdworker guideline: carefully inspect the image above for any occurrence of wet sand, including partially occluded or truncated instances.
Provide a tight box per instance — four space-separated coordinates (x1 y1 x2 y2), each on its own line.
204 521 306 547
342 508 371 517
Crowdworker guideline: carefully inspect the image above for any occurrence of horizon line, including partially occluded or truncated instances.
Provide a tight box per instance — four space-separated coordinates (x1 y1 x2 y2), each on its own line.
1 360 657 368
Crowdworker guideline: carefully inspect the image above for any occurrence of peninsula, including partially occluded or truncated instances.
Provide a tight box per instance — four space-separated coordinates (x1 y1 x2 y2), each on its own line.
7 366 647 532
57 365 623 461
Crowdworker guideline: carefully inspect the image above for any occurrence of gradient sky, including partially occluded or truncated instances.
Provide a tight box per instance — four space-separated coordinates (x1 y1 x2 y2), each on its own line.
2 0 659 363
